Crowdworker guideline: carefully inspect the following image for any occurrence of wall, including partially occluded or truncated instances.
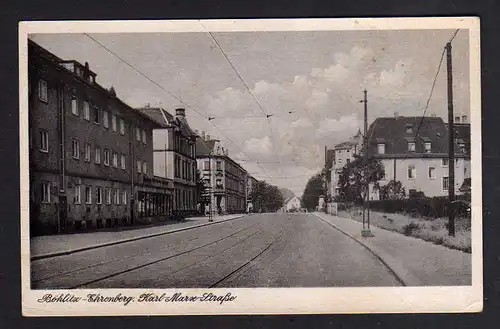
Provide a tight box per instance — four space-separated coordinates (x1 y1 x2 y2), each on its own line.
373 157 467 198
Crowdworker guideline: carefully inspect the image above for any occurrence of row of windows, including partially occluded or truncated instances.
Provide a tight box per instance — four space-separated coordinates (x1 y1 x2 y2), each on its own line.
38 129 150 174
174 155 195 181
38 79 148 142
173 134 195 157
40 182 127 205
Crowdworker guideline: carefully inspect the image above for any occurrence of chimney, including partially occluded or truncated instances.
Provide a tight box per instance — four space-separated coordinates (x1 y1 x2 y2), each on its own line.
194 129 199 136
394 112 399 117
431 113 436 117
461 115 468 123
201 131 205 140
206 134 211 141
455 116 460 123
175 108 186 118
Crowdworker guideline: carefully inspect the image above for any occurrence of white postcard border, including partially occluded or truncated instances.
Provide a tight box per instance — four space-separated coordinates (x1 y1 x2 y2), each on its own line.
19 17 482 316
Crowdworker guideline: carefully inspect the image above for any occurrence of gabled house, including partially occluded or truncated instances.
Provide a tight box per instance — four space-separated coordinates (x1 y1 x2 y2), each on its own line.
366 115 470 199
283 195 301 212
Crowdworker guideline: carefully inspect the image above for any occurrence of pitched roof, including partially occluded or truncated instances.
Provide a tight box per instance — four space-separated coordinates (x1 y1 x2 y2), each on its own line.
195 138 218 156
334 129 362 150
453 123 471 155
136 107 173 128
367 116 466 158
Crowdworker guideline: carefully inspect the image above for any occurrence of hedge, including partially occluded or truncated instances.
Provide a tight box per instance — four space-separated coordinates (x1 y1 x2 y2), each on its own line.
368 195 470 218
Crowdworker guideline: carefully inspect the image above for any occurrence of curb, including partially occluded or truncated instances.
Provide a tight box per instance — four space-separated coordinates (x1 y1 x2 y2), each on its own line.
31 215 246 261
313 213 410 287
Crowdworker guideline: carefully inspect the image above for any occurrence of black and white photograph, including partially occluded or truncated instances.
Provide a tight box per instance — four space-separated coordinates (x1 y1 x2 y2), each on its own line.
20 18 482 315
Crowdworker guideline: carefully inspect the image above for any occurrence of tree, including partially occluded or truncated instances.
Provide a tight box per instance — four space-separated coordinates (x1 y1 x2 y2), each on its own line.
250 181 284 212
336 154 384 203
379 180 406 200
301 173 325 211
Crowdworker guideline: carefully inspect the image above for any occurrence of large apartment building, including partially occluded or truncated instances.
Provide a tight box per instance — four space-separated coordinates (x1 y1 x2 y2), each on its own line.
366 115 471 199
195 133 248 215
138 106 198 217
28 40 173 235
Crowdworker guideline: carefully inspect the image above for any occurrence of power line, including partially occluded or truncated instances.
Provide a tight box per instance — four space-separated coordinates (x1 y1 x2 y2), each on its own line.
83 33 273 179
207 32 286 178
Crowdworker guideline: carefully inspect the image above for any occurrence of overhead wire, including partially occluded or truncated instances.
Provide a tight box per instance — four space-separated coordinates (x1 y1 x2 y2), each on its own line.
83 33 273 181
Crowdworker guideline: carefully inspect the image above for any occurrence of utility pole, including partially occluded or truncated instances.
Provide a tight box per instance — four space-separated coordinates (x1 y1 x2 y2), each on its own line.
361 89 373 237
446 42 455 236
208 150 213 222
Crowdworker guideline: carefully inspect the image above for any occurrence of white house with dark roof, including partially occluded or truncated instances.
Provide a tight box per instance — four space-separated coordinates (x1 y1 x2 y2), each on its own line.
366 115 471 199
283 195 301 212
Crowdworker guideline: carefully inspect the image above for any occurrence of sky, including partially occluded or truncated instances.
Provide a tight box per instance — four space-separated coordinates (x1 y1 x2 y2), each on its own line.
30 29 470 196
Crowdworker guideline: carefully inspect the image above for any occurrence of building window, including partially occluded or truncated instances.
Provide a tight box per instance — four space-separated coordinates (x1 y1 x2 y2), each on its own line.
442 158 449 167
85 186 92 204
142 161 147 175
83 101 90 121
121 154 126 169
428 166 436 179
105 188 111 204
216 161 222 171
119 119 125 135
103 111 109 128
71 139 80 159
95 146 101 164
41 182 50 203
84 143 91 162
71 95 78 115
39 130 49 152
407 164 416 179
424 142 431 153
442 177 449 191
137 159 142 173
96 187 103 205
38 79 48 102
112 114 117 132
136 127 141 141
112 152 118 167
142 130 147 144
104 149 110 166
113 189 120 204
204 160 209 170
74 185 81 204
377 143 385 154
93 106 100 124
122 190 127 205
408 142 416 152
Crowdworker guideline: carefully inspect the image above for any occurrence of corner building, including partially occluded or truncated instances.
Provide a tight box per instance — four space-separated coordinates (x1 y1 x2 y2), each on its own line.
196 133 247 215
28 40 173 235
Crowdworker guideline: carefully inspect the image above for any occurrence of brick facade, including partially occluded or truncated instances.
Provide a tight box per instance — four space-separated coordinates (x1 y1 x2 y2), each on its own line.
28 40 173 235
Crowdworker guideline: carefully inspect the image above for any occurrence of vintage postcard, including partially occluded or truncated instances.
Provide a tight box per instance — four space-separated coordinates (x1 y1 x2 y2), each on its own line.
20 17 482 316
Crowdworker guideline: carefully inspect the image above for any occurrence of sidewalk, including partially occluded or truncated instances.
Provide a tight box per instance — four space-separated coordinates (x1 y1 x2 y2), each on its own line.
30 214 246 260
314 212 471 286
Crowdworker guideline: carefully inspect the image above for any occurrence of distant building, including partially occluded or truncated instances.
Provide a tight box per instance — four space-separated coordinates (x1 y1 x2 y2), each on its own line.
28 40 173 235
137 106 198 217
246 175 258 212
366 115 471 199
196 133 248 215
283 196 301 212
329 130 363 199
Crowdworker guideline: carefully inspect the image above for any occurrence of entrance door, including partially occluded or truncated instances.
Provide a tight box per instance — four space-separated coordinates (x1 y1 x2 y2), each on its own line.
58 195 67 233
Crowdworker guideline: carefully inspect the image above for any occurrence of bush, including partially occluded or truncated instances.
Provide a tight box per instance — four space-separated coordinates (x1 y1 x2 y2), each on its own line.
369 196 470 218
402 222 422 236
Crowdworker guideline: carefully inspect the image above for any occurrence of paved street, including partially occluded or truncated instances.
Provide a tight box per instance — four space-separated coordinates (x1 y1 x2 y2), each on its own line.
31 213 401 289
